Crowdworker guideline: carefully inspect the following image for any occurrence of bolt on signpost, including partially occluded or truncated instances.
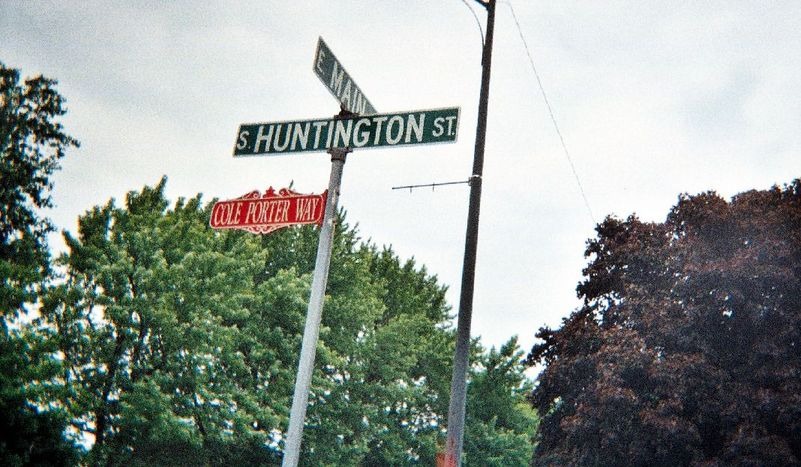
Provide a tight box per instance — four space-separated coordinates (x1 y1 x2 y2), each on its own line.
226 37 460 467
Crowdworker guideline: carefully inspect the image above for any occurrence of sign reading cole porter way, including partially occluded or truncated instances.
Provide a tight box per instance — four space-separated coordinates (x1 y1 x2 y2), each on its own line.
209 187 327 235
233 107 460 157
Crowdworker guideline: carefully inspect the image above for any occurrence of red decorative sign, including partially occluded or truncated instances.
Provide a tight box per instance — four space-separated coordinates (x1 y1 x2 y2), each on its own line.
209 187 327 234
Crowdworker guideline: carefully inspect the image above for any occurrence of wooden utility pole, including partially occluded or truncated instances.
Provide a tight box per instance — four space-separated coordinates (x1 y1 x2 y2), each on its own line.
444 0 496 465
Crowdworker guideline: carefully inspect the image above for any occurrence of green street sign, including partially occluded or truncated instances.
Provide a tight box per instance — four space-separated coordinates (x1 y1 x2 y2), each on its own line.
233 107 459 157
313 37 377 115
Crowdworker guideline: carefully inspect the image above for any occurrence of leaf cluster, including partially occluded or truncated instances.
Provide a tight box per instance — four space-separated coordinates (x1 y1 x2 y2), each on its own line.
25 177 536 465
0 62 82 465
0 62 537 465
1 62 79 317
529 180 801 466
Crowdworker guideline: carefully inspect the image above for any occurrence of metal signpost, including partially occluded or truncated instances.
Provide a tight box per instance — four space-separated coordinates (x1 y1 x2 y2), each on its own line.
281 143 348 467
220 37 459 467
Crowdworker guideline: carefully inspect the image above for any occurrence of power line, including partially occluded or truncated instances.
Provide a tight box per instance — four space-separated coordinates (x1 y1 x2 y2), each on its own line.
504 1 597 225
460 0 485 48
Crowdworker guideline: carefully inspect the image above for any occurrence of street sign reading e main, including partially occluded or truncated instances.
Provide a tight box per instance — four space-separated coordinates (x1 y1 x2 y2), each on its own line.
233 107 459 157
313 37 376 115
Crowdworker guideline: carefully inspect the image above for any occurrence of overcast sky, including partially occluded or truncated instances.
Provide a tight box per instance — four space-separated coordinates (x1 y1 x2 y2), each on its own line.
2 1 799 353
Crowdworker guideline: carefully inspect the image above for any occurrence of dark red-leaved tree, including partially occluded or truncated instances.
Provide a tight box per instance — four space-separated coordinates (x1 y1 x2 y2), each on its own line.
528 180 801 466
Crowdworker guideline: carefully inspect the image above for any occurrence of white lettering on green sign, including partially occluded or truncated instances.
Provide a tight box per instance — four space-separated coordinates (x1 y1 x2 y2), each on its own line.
233 107 460 157
313 37 376 115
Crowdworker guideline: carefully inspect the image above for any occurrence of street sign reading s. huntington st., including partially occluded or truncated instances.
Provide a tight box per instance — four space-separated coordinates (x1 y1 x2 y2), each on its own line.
233 107 459 156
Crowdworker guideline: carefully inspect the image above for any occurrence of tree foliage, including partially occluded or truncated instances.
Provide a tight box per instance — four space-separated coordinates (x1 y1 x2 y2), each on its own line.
0 61 79 316
37 179 289 465
528 180 801 466
0 62 535 467
465 337 538 466
27 178 535 465
0 62 81 465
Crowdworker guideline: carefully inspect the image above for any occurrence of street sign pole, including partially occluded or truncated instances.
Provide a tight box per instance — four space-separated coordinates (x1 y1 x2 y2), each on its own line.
234 36 460 466
282 142 349 467
283 39 372 467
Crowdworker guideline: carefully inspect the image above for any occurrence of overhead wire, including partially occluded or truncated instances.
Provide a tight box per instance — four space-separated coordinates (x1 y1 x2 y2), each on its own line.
503 1 597 225
460 0 485 48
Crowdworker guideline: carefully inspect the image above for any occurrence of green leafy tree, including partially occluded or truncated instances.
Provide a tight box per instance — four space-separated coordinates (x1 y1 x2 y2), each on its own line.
39 179 285 465
0 62 80 465
301 245 454 465
0 62 78 316
35 177 536 465
226 209 535 465
297 243 537 466
464 337 537 466
528 180 801 466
